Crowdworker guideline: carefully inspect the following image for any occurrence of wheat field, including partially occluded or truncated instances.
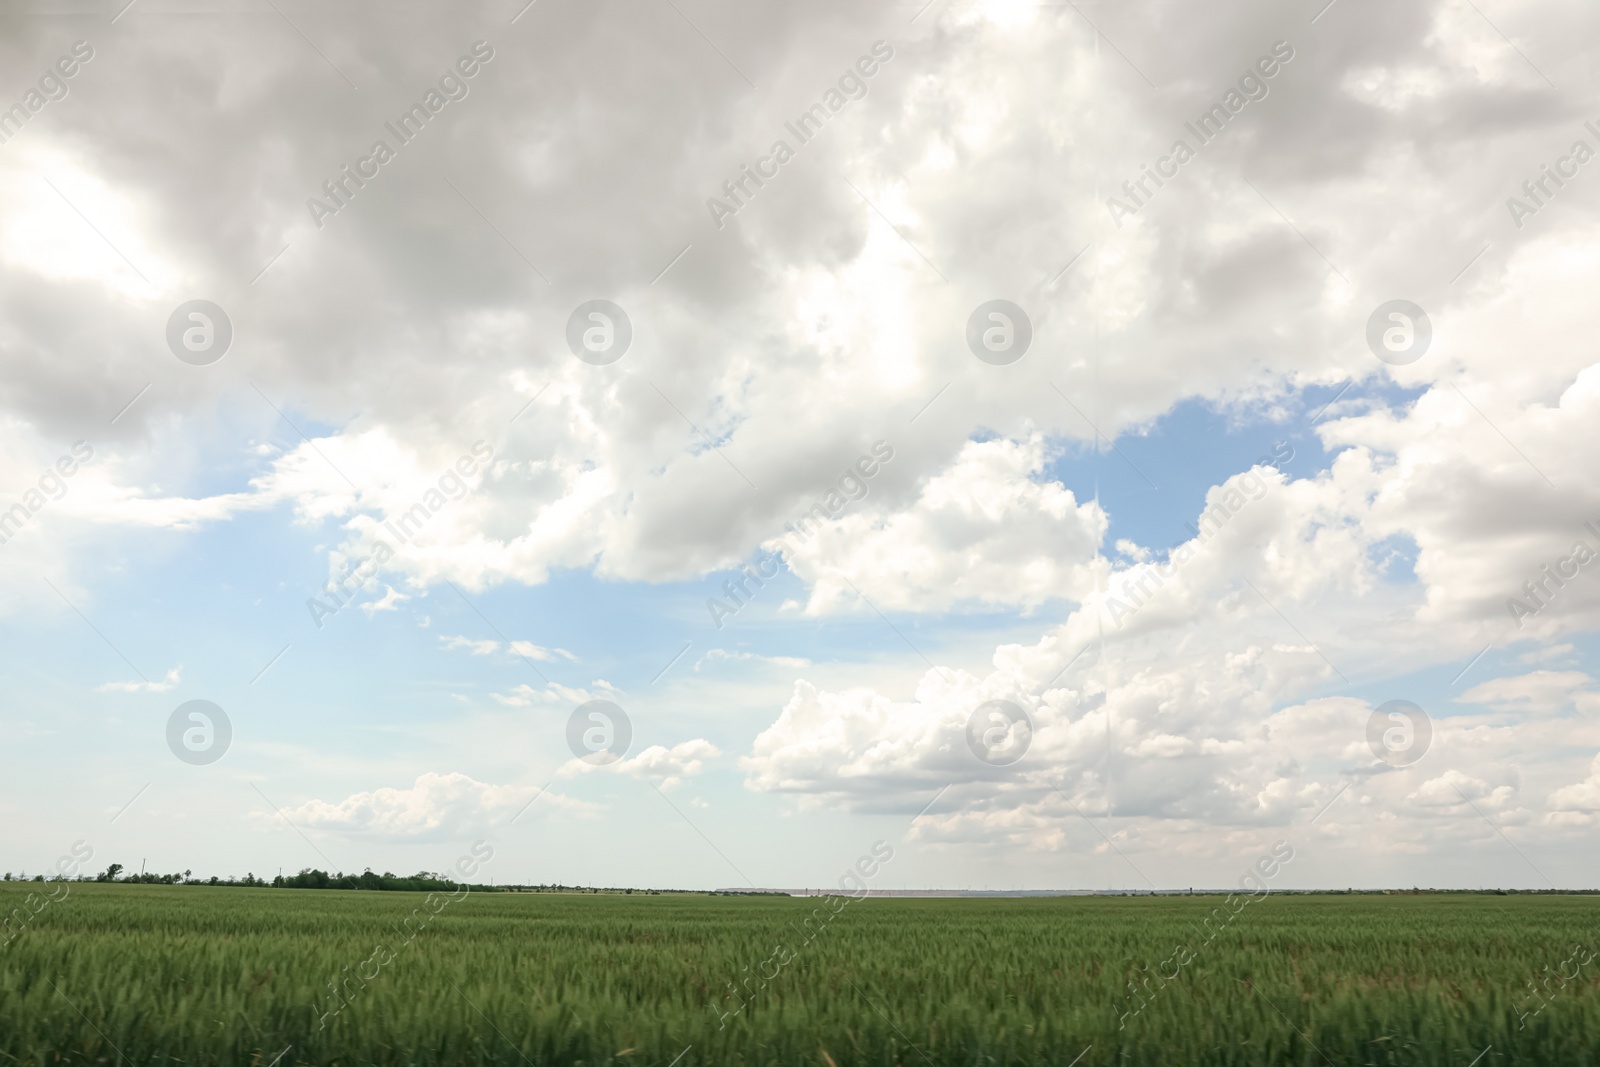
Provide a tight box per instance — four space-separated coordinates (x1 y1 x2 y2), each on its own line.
3 884 1598 1065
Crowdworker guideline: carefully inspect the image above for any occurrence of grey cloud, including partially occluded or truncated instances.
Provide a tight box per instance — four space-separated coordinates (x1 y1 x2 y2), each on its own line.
4 0 1600 596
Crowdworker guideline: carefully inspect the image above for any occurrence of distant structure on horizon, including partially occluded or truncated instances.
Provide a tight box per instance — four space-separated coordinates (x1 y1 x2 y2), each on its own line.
732 888 1152 898
717 887 1581 896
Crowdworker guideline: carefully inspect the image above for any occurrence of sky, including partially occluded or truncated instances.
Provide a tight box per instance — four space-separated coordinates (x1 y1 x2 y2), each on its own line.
3 0 1600 892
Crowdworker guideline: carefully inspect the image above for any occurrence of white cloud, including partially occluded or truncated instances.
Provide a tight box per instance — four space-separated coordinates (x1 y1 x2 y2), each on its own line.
1549 755 1600 820
695 649 811 671
766 435 1104 615
1519 643 1579 666
441 635 500 657
1458 671 1595 714
267 772 591 839
360 585 409 616
561 739 721 790
509 640 576 663
7 0 1600 884
95 666 181 693
491 681 617 708
616 740 722 790
1407 770 1503 808
441 634 573 662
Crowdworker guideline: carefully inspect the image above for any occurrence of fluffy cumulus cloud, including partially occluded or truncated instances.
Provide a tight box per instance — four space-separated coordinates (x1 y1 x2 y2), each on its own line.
741 647 1600 868
7 0 1600 883
614 740 723 789
1549 755 1600 822
8 0 1599 621
767 434 1104 614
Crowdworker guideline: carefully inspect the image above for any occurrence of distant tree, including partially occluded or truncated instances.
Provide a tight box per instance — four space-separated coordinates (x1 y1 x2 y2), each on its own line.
97 864 124 883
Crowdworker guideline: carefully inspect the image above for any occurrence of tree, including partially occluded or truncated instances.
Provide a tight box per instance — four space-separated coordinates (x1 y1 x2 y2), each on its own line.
97 864 124 883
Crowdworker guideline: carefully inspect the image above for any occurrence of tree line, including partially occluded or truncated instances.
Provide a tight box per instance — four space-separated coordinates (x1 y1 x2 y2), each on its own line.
1 865 681 893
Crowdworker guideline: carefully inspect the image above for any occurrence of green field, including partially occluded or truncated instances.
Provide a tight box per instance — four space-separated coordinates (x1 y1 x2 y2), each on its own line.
3 884 1599 1065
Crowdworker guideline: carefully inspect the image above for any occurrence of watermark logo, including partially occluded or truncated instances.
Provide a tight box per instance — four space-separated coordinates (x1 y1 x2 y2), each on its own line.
707 551 783 629
714 441 897 629
566 299 631 365
1506 122 1600 231
0 441 93 549
315 840 491 1029
1116 841 1294 1031
1 840 90 950
0 40 94 147
1366 699 1431 767
704 41 895 229
307 41 496 229
966 699 1032 766
1515 940 1600 1030
1107 40 1295 226
1507 523 1600 628
166 699 232 766
1365 300 1430 366
966 300 1032 365
713 839 893 1029
306 441 494 630
166 300 233 366
1106 443 1292 629
567 699 632 765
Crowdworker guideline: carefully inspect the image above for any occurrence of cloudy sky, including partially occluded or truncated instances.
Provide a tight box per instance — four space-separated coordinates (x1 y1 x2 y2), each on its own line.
4 0 1600 891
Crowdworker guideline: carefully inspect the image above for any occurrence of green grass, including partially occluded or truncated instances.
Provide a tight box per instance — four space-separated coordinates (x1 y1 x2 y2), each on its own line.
3 884 1599 1065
